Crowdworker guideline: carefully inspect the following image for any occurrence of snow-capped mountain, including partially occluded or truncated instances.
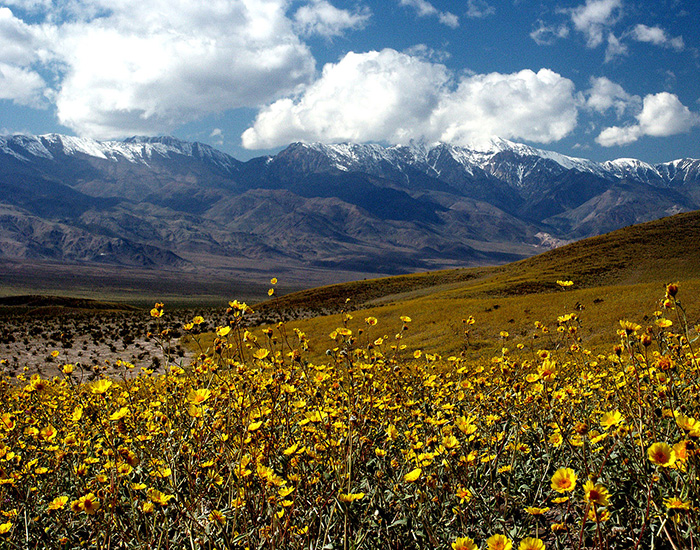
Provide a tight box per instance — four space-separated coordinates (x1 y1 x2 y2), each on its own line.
0 134 241 173
271 138 699 189
1 133 699 279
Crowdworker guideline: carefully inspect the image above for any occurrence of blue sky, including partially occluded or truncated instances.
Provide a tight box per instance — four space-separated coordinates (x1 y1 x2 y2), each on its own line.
0 0 698 164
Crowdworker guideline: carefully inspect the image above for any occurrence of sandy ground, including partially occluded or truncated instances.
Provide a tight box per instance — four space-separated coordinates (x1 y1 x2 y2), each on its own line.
0 309 194 383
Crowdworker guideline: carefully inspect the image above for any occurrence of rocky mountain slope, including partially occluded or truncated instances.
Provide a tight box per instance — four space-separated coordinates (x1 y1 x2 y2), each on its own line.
1 133 698 286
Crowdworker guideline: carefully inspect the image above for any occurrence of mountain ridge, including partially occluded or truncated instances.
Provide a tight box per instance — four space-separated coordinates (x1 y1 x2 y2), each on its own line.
1 132 699 292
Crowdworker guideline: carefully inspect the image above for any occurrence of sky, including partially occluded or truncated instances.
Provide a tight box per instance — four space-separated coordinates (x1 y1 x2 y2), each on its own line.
0 0 698 164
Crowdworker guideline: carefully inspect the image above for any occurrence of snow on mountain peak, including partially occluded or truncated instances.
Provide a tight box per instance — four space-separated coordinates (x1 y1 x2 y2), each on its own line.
0 133 240 173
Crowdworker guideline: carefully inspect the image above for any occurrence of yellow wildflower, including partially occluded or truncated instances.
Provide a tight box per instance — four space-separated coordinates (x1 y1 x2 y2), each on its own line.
551 468 577 493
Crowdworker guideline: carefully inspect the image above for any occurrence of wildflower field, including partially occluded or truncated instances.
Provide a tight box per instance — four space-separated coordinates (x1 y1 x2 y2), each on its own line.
1 281 699 550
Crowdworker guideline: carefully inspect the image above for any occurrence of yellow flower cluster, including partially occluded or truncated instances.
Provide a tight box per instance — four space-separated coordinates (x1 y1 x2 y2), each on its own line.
0 285 698 549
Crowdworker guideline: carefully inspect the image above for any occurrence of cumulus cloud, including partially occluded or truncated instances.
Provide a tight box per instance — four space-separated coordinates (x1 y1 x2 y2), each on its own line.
631 24 684 50
242 49 452 148
432 69 579 145
0 61 46 106
570 0 622 48
242 50 580 149
49 0 321 138
398 0 459 28
596 92 700 146
1 0 381 138
585 76 640 117
293 0 371 38
0 7 44 65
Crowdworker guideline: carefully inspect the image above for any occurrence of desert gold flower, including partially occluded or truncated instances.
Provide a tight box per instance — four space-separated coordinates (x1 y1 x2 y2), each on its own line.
456 487 472 503
587 507 610 522
452 537 478 550
150 303 164 317
283 443 299 455
403 468 421 482
519 538 545 550
674 412 700 435
91 379 113 395
39 425 57 441
148 488 175 505
551 468 577 493
664 497 691 510
600 411 623 429
0 413 14 430
583 480 610 506
619 320 642 334
48 496 68 511
187 388 211 405
487 534 513 550
253 348 270 360
525 506 550 515
647 442 676 467
109 407 129 421
0 521 11 535
209 510 226 524
443 434 459 449
78 493 100 515
556 280 573 287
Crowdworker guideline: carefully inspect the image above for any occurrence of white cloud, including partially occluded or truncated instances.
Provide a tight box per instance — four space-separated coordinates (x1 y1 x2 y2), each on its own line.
570 0 622 48
0 0 53 11
596 92 699 146
596 125 641 146
3 0 321 139
398 0 459 28
242 49 452 148
530 21 569 46
210 127 224 145
293 0 370 38
465 0 495 18
242 50 580 149
432 69 579 145
636 92 698 136
438 12 459 28
585 76 640 117
604 32 628 61
631 24 684 51
0 61 46 106
0 7 43 65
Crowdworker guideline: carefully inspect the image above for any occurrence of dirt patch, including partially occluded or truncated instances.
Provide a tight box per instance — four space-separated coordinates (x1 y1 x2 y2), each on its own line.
0 307 193 383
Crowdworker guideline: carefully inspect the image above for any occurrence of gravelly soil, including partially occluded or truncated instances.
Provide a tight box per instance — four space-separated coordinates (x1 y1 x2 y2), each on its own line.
0 308 196 382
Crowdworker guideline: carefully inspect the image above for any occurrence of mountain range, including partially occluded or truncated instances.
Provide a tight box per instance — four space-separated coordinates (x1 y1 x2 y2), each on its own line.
1 133 699 290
